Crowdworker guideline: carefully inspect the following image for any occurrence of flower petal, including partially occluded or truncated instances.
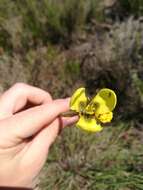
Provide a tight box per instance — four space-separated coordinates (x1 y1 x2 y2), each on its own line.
76 115 102 132
97 88 117 111
84 88 116 124
85 94 105 114
70 87 88 112
97 111 113 123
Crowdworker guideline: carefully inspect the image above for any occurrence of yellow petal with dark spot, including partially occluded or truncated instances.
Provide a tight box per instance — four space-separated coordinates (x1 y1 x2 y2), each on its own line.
97 111 113 123
70 87 88 112
85 95 105 114
76 115 103 132
97 88 117 111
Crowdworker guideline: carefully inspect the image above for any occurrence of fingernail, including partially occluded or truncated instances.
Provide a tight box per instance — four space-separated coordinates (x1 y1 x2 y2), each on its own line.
65 97 71 102
63 97 71 105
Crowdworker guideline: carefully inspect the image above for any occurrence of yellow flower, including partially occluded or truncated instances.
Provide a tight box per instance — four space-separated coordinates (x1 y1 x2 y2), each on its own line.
70 87 117 132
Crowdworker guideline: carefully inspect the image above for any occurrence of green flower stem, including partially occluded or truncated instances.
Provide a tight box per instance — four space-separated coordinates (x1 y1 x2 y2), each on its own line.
60 110 79 117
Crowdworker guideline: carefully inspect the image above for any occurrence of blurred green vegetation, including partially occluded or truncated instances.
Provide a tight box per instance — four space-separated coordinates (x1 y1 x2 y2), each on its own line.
119 0 143 17
0 0 104 49
0 0 143 50
40 124 143 190
0 0 143 190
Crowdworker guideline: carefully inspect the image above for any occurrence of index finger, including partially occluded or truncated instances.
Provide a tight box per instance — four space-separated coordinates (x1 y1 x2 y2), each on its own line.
3 98 70 139
0 83 52 120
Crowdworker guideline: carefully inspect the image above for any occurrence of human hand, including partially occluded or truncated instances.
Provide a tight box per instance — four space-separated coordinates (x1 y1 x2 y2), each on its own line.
0 83 78 188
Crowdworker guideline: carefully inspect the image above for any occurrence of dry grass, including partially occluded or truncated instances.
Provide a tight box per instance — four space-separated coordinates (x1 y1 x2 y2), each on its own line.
39 123 143 190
